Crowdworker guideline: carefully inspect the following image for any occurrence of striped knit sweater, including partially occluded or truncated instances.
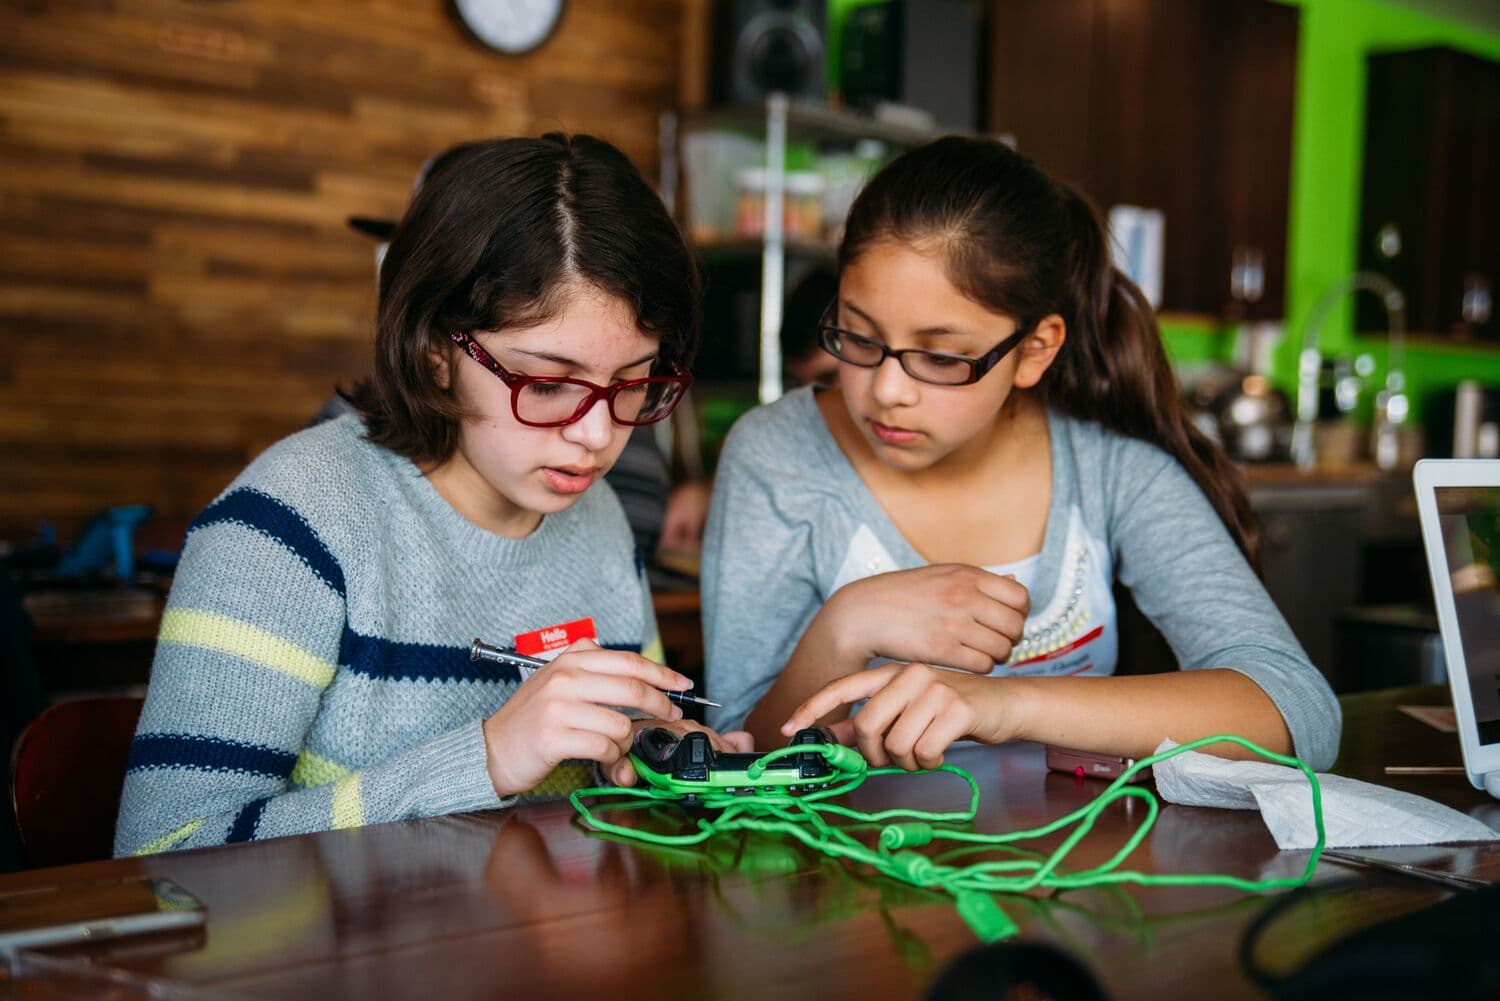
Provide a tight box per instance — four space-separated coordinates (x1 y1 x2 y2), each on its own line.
115 415 659 857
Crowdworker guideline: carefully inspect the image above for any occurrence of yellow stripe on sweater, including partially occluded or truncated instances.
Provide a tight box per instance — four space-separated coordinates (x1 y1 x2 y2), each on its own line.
132 818 203 856
330 774 362 829
159 608 336 690
291 747 351 789
642 632 665 666
526 762 597 800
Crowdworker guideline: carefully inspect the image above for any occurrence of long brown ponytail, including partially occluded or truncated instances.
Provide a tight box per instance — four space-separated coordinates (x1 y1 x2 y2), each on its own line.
839 136 1258 565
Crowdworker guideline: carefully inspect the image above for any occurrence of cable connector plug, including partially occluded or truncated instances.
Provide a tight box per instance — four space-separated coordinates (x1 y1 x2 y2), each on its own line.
955 890 1018 943
819 744 868 775
879 823 935 851
886 850 940 885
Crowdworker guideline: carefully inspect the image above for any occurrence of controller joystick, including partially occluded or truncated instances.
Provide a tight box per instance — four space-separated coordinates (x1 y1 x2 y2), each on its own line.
634 726 682 767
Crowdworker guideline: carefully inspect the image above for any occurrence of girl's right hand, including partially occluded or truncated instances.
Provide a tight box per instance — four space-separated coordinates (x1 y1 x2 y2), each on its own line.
481 639 693 797
779 662 1017 770
827 564 1030 674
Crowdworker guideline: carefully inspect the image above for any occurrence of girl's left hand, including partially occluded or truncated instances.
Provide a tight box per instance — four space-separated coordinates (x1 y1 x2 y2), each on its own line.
779 664 1013 770
604 719 754 786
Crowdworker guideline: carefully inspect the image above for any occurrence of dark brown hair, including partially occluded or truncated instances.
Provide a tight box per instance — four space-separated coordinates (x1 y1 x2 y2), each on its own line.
345 133 701 465
839 136 1257 564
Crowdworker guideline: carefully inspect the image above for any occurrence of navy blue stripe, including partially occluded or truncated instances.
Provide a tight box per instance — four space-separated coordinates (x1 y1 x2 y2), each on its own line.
226 797 270 843
339 627 641 683
189 488 346 598
127 733 297 780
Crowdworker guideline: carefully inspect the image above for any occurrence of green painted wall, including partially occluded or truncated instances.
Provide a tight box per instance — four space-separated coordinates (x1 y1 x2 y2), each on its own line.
1275 0 1500 424
828 0 1500 428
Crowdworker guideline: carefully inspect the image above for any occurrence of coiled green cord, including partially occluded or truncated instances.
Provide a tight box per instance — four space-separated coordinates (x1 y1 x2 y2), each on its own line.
569 734 1325 943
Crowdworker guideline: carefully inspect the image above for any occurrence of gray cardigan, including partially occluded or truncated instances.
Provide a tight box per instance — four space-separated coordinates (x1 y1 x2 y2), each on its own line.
700 388 1341 770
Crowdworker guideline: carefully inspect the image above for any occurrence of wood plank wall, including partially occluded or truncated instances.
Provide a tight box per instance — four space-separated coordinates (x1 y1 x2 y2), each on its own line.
0 0 685 541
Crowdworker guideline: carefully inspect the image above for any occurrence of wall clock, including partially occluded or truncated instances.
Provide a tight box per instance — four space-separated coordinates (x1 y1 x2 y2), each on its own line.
454 0 565 55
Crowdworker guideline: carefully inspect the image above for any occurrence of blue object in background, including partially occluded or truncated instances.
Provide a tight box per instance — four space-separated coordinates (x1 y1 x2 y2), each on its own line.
53 504 153 581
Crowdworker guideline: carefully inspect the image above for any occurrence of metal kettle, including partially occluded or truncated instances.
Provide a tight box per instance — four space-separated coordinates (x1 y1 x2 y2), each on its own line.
1191 370 1292 463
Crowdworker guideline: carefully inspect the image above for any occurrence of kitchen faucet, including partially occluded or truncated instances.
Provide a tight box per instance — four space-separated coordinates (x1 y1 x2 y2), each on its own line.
1289 271 1408 470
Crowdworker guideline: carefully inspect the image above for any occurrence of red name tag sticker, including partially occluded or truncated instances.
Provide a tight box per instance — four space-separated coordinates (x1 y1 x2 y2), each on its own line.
515 617 597 661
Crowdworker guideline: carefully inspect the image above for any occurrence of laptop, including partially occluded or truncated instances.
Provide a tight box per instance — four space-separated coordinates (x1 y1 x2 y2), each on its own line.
1414 459 1500 799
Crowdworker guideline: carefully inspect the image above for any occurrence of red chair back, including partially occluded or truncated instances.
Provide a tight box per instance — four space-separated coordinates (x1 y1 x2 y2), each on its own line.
9 696 144 868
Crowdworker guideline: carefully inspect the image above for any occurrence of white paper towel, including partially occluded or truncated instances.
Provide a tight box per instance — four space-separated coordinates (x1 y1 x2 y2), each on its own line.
1151 739 1500 850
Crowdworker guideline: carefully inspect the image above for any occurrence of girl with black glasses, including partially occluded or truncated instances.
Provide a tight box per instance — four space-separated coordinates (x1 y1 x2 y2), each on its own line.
702 136 1339 773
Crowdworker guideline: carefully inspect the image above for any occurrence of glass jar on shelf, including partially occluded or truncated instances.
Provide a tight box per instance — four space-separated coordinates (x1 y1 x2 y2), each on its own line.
734 166 769 237
734 168 826 241
782 171 825 240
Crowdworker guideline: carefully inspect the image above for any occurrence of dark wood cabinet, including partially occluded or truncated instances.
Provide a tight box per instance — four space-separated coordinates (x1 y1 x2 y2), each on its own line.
986 0 1298 320
1211 0 1300 324
1358 47 1500 341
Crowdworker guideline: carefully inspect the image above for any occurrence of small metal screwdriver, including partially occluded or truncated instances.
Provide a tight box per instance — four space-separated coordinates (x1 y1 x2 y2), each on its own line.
469 638 721 709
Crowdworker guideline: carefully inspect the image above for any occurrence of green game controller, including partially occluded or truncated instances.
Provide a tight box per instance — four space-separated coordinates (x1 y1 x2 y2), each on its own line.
629 726 867 797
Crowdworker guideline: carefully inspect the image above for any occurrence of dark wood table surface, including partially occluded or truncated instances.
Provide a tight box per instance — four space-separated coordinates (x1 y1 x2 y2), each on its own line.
4 686 1498 1000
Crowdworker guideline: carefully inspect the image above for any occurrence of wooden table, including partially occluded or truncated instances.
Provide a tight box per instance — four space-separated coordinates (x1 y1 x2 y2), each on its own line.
22 588 166 696
23 589 166 647
3 687 1497 1000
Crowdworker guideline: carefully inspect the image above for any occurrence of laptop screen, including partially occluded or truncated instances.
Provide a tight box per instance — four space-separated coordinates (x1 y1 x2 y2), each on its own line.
1436 486 1500 745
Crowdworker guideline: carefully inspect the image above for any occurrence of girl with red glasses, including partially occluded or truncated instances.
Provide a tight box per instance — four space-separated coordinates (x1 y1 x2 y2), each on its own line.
702 137 1339 775
117 135 748 857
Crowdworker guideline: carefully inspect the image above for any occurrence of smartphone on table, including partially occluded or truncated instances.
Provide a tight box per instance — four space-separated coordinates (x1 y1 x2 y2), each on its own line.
0 877 205 957
1045 745 1151 783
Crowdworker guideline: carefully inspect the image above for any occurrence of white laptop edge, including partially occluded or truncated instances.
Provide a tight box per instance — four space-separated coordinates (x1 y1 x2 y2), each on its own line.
1413 458 1500 794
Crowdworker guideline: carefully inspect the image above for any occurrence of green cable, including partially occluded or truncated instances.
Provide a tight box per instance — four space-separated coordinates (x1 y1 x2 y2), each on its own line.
570 734 1326 944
